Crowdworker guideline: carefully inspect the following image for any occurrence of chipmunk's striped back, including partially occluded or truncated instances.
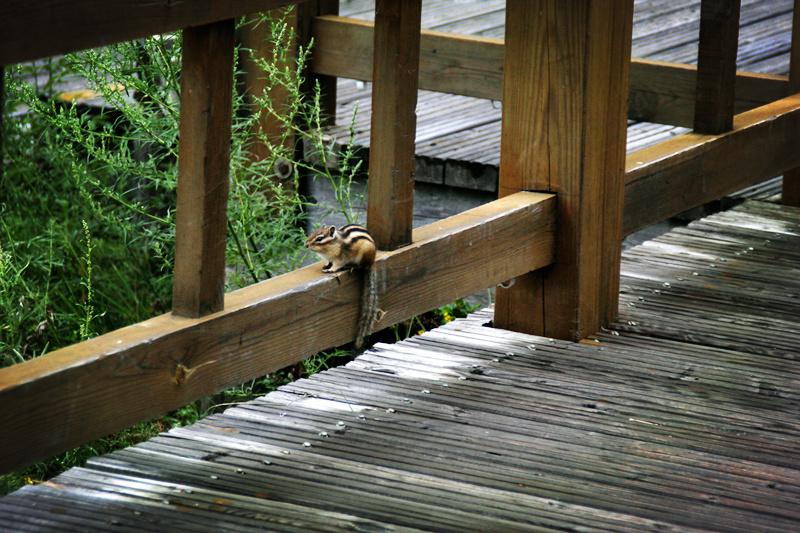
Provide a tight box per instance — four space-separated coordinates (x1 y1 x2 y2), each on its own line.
339 224 374 244
304 224 376 271
305 223 381 351
339 224 375 266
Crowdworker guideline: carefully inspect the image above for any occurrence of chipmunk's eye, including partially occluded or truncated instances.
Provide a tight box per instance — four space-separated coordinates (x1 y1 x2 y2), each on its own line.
315 235 325 242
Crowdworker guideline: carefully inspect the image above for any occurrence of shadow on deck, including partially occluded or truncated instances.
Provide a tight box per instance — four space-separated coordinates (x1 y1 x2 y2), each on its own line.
2 199 798 531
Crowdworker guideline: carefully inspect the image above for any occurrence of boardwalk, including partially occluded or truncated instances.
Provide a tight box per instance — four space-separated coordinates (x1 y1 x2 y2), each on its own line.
2 199 798 531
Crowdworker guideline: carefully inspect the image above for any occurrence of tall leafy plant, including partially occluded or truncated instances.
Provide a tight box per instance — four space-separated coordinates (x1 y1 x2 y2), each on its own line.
1 9 362 364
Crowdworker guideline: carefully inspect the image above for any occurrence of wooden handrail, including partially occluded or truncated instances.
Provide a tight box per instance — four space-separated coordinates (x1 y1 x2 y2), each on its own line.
0 0 299 66
624 94 800 235
309 15 788 128
0 192 556 474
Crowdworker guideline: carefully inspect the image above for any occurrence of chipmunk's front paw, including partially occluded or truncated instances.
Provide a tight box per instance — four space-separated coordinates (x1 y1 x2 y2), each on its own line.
322 262 333 273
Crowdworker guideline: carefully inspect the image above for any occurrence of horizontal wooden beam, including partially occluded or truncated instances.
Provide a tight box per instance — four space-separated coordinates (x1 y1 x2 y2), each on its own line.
0 192 555 474
629 59 786 128
310 15 787 126
623 94 800 235
311 15 503 101
0 0 297 66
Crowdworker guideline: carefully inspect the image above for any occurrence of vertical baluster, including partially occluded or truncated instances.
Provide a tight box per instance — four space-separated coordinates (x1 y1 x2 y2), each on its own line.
694 0 741 134
172 20 236 317
366 0 422 249
495 0 635 340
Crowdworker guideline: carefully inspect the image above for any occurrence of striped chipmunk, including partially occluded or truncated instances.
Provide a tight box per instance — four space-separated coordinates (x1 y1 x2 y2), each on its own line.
305 224 382 350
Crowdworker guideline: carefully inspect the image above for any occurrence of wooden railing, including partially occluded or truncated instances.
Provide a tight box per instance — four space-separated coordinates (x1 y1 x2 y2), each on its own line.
0 0 556 473
307 9 800 238
0 0 798 475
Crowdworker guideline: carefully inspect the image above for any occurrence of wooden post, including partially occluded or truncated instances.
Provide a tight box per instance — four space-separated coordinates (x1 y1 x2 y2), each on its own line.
494 0 635 340
693 0 741 134
366 0 421 250
298 0 339 126
783 0 800 206
172 20 236 318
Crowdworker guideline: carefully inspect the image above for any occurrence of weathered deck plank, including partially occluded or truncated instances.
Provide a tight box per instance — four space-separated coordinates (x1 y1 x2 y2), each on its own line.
2 199 798 531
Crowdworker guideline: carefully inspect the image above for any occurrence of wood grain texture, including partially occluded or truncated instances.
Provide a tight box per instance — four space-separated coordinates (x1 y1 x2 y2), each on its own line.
591 0 636 326
630 59 786 127
694 0 741 133
366 0 422 250
0 192 555 473
782 0 800 206
625 94 800 235
172 21 236 318
0 0 297 66
492 274 544 333
311 15 504 101
310 16 786 127
495 0 634 340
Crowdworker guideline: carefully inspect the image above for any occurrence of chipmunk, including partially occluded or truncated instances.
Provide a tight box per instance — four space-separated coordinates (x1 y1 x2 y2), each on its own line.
305 224 380 350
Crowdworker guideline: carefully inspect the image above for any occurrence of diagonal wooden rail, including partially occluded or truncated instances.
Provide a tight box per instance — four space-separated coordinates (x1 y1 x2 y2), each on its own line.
624 93 800 234
0 192 555 473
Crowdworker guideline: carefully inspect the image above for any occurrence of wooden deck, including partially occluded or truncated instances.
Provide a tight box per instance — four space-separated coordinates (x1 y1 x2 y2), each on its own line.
2 199 798 531
324 0 794 189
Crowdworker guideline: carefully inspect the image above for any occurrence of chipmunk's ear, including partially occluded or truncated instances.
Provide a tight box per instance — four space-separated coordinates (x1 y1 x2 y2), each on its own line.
328 226 336 237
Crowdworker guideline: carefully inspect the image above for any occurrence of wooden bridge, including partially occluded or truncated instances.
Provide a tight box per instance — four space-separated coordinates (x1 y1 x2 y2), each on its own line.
1 0 799 531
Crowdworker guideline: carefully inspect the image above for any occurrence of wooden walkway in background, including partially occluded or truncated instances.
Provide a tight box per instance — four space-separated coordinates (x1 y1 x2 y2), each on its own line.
2 199 798 531
326 0 794 190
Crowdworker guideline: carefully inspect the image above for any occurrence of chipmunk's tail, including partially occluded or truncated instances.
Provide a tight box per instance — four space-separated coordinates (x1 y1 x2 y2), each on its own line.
354 267 379 351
